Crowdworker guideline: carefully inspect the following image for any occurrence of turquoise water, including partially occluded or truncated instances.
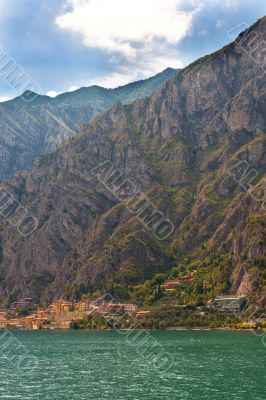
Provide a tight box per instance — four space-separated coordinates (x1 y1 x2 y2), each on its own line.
0 330 265 399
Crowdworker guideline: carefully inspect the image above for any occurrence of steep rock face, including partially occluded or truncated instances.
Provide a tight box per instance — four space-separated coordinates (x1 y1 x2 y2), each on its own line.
0 18 265 304
0 68 178 181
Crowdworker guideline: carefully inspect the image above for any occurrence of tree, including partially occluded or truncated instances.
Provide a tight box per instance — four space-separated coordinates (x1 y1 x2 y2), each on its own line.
195 279 204 295
154 285 164 300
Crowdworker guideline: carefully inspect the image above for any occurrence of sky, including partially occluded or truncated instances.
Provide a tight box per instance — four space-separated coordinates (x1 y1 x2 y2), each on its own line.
0 0 265 101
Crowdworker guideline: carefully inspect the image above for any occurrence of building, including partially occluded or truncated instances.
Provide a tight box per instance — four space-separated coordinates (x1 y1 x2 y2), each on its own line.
32 318 49 330
161 276 194 292
7 318 25 329
36 309 50 319
50 300 74 313
179 275 194 282
135 311 151 319
0 315 8 328
10 297 32 312
23 298 33 304
75 299 91 312
162 281 180 292
107 303 138 315
208 295 248 313
24 315 35 329
9 297 32 313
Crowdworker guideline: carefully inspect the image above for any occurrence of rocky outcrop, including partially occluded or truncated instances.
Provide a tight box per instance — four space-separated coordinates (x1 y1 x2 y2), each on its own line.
0 18 265 305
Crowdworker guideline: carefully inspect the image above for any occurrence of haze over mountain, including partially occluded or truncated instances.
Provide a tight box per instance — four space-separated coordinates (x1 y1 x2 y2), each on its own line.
0 68 178 181
0 18 265 307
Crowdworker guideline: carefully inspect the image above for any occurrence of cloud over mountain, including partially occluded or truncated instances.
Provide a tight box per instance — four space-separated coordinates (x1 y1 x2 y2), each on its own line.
55 0 199 85
56 0 198 57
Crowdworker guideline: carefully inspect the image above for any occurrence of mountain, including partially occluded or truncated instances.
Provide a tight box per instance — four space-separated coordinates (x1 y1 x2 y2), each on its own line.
0 68 178 181
0 18 265 307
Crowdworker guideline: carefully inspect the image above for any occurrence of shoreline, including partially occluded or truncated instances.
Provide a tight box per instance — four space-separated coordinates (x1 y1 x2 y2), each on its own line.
4 326 265 332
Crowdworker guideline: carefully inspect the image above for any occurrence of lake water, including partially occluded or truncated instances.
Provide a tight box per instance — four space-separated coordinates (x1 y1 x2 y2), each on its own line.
0 330 265 399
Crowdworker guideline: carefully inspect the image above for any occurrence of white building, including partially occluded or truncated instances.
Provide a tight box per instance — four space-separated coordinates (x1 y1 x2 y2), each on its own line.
208 295 247 313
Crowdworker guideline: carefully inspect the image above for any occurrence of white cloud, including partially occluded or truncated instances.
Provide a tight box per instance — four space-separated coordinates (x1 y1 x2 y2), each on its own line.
56 0 198 57
56 0 200 86
46 90 60 97
67 86 79 92
87 71 138 89
88 54 183 88
0 96 10 102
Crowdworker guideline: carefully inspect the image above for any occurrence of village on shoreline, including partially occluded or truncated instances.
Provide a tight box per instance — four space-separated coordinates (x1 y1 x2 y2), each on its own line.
0 297 143 329
0 289 264 331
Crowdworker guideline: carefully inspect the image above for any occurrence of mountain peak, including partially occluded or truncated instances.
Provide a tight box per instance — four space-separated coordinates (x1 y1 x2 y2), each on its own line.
21 90 41 100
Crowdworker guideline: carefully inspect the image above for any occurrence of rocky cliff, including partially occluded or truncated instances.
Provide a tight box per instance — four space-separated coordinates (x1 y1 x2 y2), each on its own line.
0 18 265 306
0 68 178 181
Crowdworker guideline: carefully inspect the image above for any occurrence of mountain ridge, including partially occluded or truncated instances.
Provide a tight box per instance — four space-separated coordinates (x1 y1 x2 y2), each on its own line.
0 18 265 307
0 67 178 181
